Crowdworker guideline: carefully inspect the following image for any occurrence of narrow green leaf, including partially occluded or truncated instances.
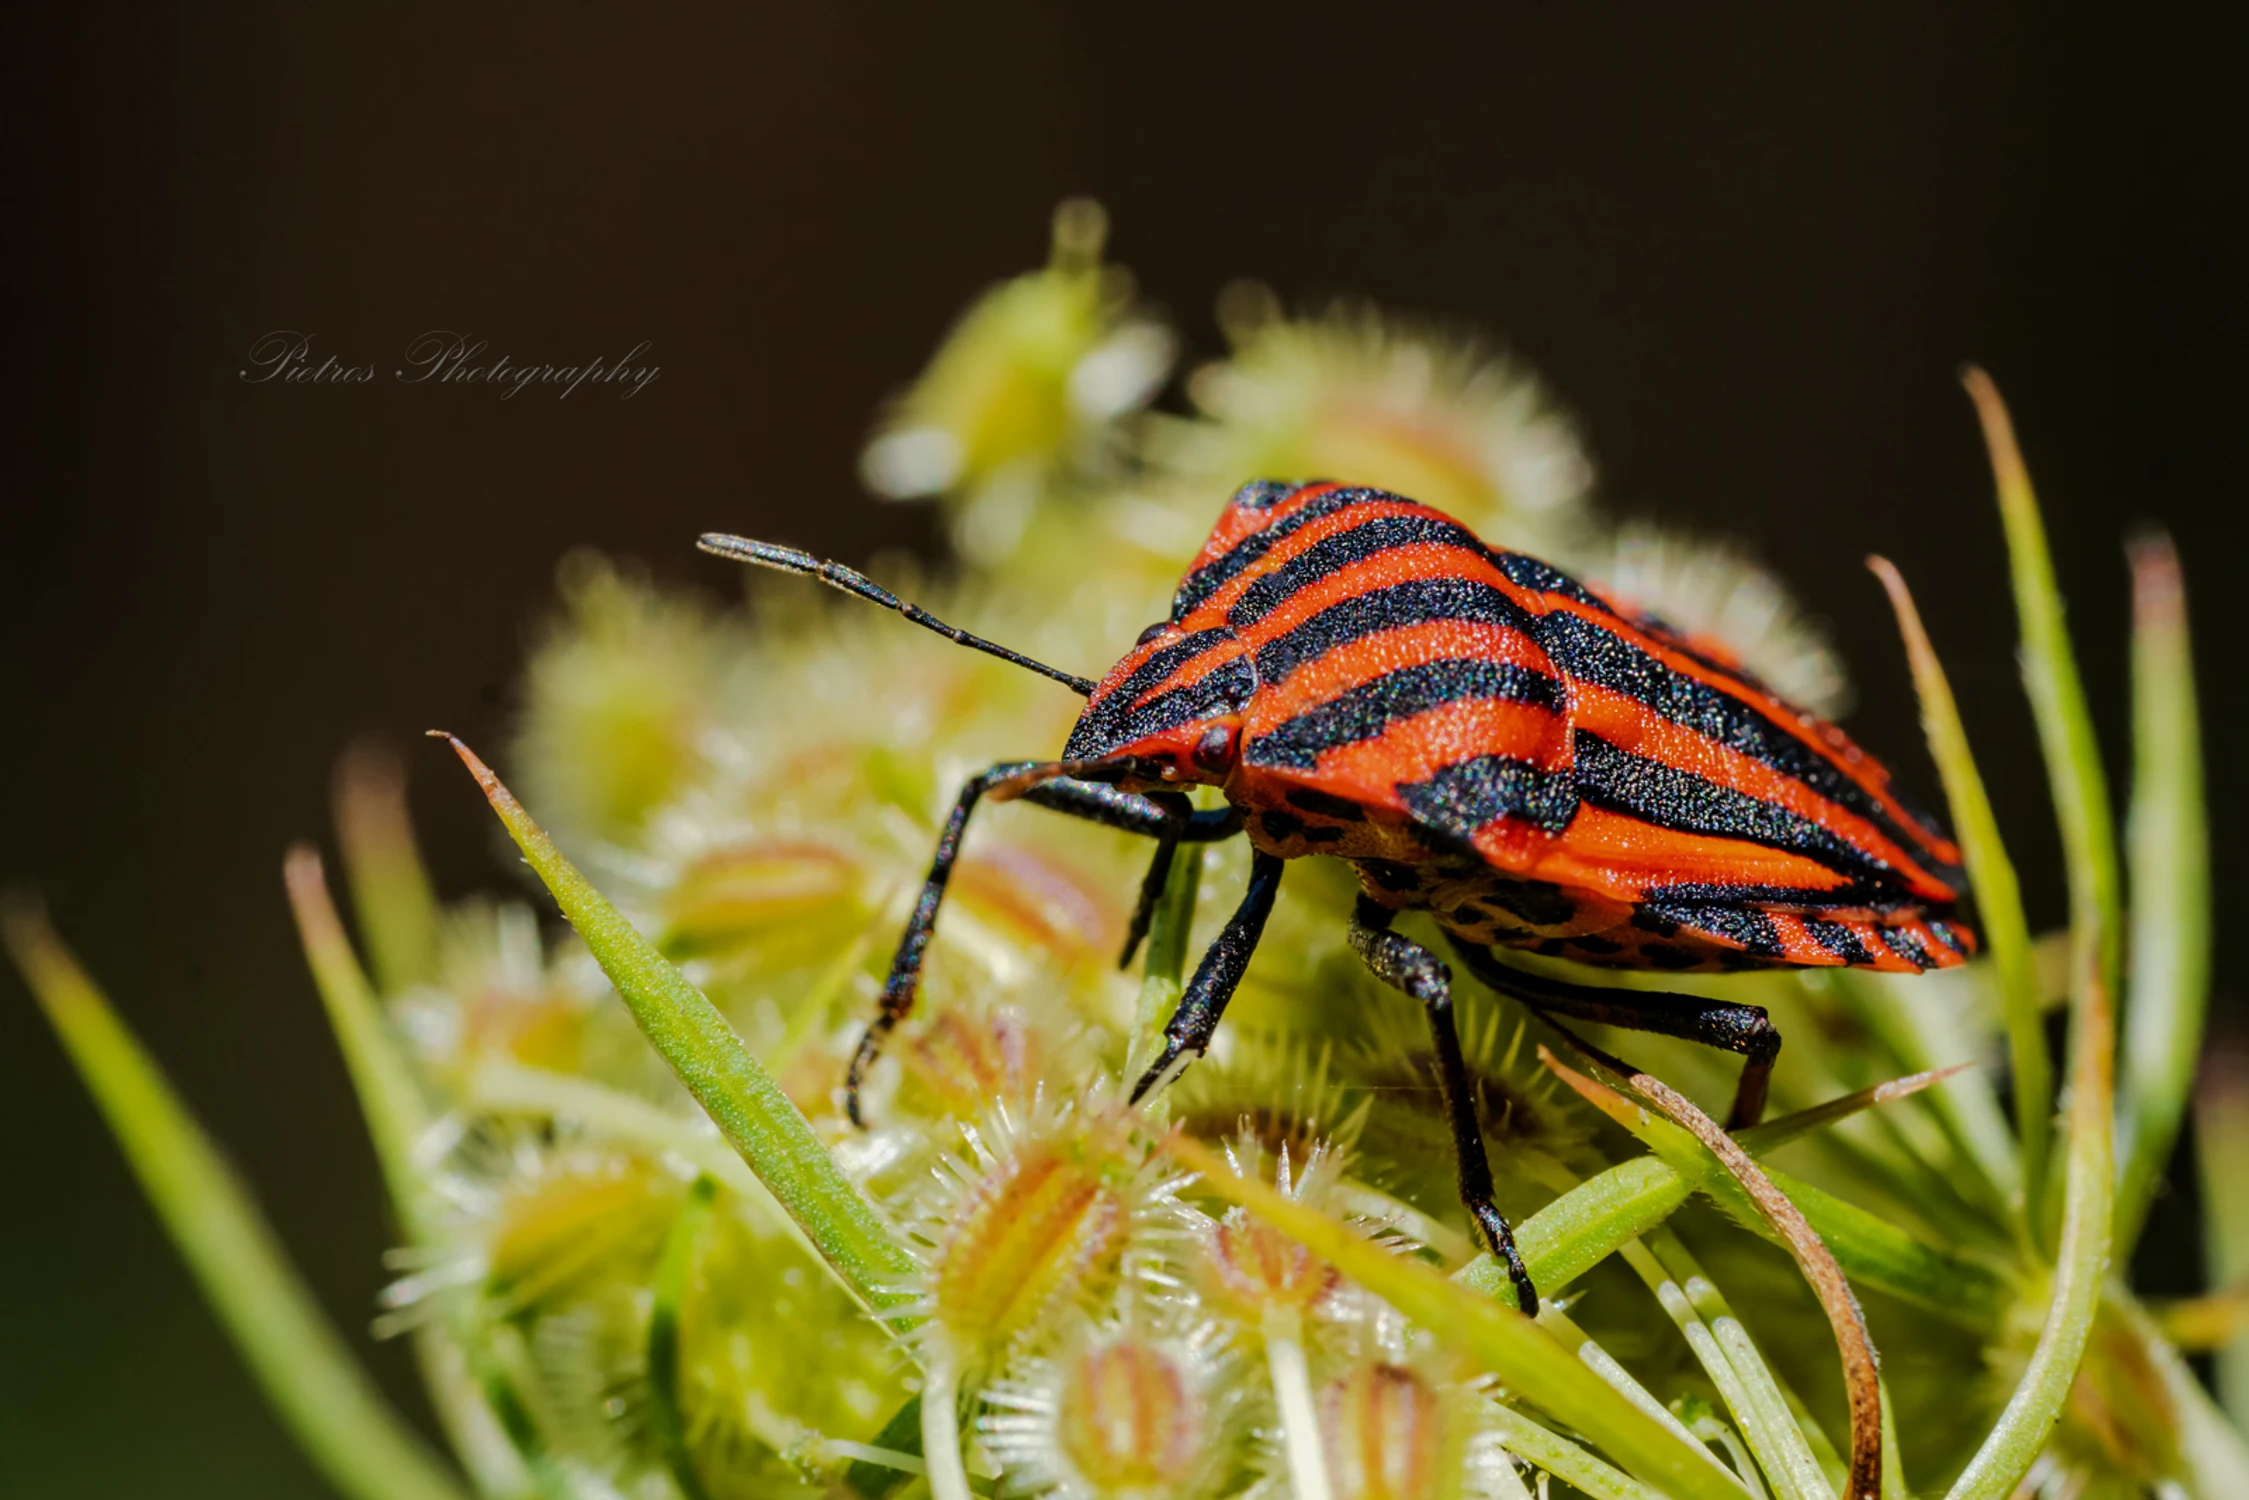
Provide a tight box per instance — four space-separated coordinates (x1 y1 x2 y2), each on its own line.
2113 532 2210 1252
1541 1044 2008 1325
1944 370 2120 1500
2 903 472 1500
2194 1043 2249 1428
285 846 436 1230
1484 1403 1670 1500
1624 1235 1827 1500
1167 1133 1749 1500
335 741 444 993
1454 1070 1966 1316
1455 1156 1692 1306
1869 554 2044 1223
433 733 922 1317
1824 968 2022 1237
287 847 540 1497
1733 1066 1965 1156
1965 369 2123 1015
2110 1286 2249 1500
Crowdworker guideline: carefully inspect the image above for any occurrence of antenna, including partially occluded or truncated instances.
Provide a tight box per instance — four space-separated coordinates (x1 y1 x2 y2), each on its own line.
697 534 1098 697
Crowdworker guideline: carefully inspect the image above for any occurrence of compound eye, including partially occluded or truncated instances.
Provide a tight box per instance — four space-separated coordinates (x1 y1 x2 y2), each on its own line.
1191 722 1238 775
1134 621 1169 647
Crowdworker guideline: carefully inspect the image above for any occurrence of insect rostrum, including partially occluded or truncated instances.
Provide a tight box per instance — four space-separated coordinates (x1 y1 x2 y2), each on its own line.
701 478 1974 1315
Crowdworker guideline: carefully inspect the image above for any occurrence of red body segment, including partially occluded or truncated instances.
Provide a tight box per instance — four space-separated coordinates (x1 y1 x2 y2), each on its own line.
1062 480 1973 975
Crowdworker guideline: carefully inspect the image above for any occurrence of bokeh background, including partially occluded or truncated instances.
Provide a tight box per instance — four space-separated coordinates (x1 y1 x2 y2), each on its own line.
5 7 2244 1495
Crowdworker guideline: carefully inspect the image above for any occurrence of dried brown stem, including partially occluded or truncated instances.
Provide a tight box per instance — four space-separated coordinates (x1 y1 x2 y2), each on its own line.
1539 1023 1883 1500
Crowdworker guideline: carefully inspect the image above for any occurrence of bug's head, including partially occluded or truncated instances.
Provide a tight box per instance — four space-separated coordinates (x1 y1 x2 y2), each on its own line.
1059 618 1253 790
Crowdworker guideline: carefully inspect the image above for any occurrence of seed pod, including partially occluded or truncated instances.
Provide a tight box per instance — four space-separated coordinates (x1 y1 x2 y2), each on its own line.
983 1318 1236 1500
1319 1362 1471 1500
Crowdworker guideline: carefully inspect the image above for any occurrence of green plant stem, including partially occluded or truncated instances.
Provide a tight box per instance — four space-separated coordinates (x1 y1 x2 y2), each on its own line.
2197 1044 2249 1428
1167 1133 1747 1500
2108 1285 2249 1499
285 847 436 1230
1540 1305 1742 1487
1454 1156 1691 1305
1482 1404 1666 1500
1869 555 2045 1227
919 1351 973 1500
285 848 540 1496
1538 1047 2008 1325
1945 963 2113 1500
1944 370 2120 1499
649 1175 718 1500
2 904 472 1500
1263 1302 1334 1500
2113 532 2209 1252
1624 1239 1826 1500
434 733 922 1319
334 740 444 992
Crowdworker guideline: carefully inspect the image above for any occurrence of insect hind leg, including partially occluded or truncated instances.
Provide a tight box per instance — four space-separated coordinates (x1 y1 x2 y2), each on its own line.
1451 942 1781 1129
1349 898 1540 1315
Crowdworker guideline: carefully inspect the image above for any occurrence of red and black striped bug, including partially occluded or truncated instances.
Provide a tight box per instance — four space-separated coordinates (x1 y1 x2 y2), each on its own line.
700 479 1974 1313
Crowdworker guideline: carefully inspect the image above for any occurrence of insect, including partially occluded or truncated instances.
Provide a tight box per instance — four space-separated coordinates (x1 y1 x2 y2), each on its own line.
700 479 1972 1312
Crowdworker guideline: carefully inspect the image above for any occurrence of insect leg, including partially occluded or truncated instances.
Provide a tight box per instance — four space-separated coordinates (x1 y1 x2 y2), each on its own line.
1118 833 1183 968
1017 779 1244 967
1128 848 1285 1104
1451 944 1782 1128
849 766 1244 1126
1349 898 1540 1314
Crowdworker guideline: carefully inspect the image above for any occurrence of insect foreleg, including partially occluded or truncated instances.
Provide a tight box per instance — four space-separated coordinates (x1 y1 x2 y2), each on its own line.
1128 848 1285 1104
1349 898 1539 1315
848 765 1245 1127
1452 943 1782 1128
1017 777 1243 843
1016 779 1245 967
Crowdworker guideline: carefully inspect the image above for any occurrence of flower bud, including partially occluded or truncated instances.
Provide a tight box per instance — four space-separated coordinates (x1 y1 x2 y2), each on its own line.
1054 1335 1204 1495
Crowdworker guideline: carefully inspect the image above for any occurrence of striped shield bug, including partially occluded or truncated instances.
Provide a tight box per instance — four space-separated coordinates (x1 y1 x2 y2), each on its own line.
700 479 1973 1312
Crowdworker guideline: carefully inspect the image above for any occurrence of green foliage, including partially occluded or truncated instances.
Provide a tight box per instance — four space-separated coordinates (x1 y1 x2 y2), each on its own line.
9 204 2234 1500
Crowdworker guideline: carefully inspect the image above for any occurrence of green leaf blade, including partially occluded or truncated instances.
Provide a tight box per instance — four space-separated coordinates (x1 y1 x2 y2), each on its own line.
1942 370 2120 1500
432 733 921 1317
1868 554 2043 1222
2114 532 2211 1252
3 904 472 1500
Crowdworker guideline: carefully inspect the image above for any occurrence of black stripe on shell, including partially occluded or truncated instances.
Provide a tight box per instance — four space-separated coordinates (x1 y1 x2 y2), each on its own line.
1392 754 1579 851
1169 487 1383 619
1250 577 1541 686
1636 899 1786 959
1539 611 1953 883
1244 659 1565 771
1227 512 1494 627
1570 730 1891 887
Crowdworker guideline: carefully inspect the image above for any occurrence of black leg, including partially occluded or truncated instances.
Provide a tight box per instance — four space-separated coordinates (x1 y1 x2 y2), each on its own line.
1451 943 1782 1129
1128 849 1285 1104
847 764 1244 1125
1349 899 1540 1314
1106 789 1190 970
1117 834 1182 969
1019 778 1244 844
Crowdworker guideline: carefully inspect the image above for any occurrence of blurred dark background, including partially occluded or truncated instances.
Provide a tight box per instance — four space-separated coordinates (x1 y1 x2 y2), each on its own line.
4 6 2243 1495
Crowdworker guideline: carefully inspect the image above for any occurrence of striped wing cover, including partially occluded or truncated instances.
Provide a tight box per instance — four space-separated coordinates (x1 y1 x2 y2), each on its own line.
1070 481 1973 975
